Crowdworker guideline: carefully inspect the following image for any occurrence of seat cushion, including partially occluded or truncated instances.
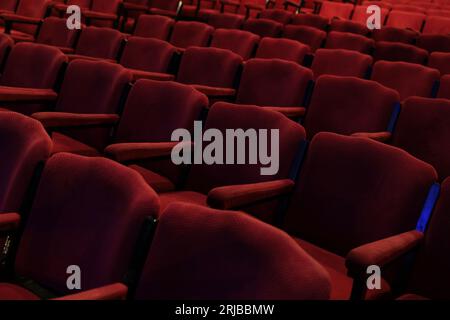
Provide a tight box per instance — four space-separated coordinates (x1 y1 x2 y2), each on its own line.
159 191 207 212
128 164 175 193
0 283 40 300
51 132 101 156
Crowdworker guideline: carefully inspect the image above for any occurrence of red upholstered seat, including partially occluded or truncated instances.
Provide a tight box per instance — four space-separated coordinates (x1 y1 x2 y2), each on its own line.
303 75 399 139
283 25 327 53
170 21 214 49
372 26 418 44
148 0 181 17
35 17 79 51
243 18 283 38
438 75 450 99
325 31 374 54
386 10 426 32
256 37 309 64
416 34 450 53
290 13 328 30
371 61 440 100
311 49 372 79
0 33 13 68
373 41 428 64
423 16 450 34
207 12 245 29
351 5 389 25
428 52 450 75
318 1 353 21
83 0 121 28
0 153 160 299
329 19 370 36
0 0 18 14
211 29 259 60
133 14 174 40
259 8 293 24
134 202 331 300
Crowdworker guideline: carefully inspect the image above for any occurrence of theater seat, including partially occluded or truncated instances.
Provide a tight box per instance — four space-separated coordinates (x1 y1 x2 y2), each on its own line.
236 58 313 117
103 79 208 192
0 111 52 214
169 21 214 50
329 19 370 36
31 60 133 154
386 10 426 32
371 61 440 100
347 176 450 300
0 0 18 14
428 52 450 75
283 25 327 53
303 75 399 139
373 41 428 64
438 75 450 100
0 153 160 300
372 26 418 44
259 8 293 24
417 34 450 53
119 36 177 81
34 17 79 53
82 0 121 28
133 14 174 40
351 5 389 26
210 29 259 60
325 31 374 54
423 15 450 35
133 202 331 300
148 0 181 18
290 13 328 30
243 18 283 38
318 1 353 21
0 43 67 115
0 34 13 68
256 37 309 64
207 12 245 29
311 49 373 79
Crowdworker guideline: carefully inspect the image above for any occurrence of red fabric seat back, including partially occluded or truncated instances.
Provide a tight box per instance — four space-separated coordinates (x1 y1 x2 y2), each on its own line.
311 49 373 79
0 112 52 212
210 29 259 60
90 0 121 13
242 18 283 38
438 75 450 99
75 26 125 60
386 10 426 32
325 31 374 53
290 13 328 30
14 153 160 295
256 37 309 64
13 0 50 35
319 1 354 20
207 12 244 29
416 34 450 53
0 34 13 68
284 132 437 256
133 14 175 40
150 0 180 11
423 16 450 34
373 41 428 64
372 26 418 44
352 5 389 25
259 9 293 24
283 25 327 52
428 52 450 75
170 21 214 49
0 0 18 12
36 17 79 49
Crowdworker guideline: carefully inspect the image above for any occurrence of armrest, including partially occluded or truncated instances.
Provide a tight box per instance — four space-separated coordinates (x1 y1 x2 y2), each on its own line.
83 10 117 21
0 213 21 232
0 87 58 103
346 230 423 277
32 112 120 129
207 179 295 210
105 142 181 162
0 13 42 25
263 106 306 118
351 131 392 143
191 85 236 98
127 68 175 82
54 283 128 300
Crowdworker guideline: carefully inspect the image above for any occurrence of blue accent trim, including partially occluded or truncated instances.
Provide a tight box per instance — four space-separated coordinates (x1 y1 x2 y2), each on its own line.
288 140 309 181
416 183 440 232
386 102 401 133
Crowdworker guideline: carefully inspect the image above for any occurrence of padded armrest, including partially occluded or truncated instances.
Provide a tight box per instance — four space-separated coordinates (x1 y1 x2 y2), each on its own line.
263 106 306 118
83 10 117 21
0 213 20 232
105 142 183 162
220 0 241 8
207 179 295 210
54 283 128 300
346 230 423 277
0 13 42 25
66 54 117 63
191 85 236 98
0 87 58 103
127 68 175 82
351 132 392 143
32 112 120 128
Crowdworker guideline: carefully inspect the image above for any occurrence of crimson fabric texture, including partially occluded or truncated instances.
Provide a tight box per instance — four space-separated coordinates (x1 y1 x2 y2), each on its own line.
372 27 418 44
311 49 373 79
373 41 428 64
133 14 175 40
259 9 293 24
243 18 283 38
36 17 79 49
8 0 50 36
438 75 450 99
386 10 426 32
352 5 389 25
371 61 440 100
256 37 309 64
325 31 374 54
134 202 331 300
0 111 52 213
304 76 399 139
392 97 450 180
283 132 437 257
210 29 259 60
236 58 313 107
0 0 17 12
417 34 450 53
170 21 214 49
423 16 450 34
283 25 326 52
428 52 450 75
11 153 160 297
329 19 370 36
207 12 245 29
319 1 353 20
290 13 328 30
0 34 13 68
74 26 125 60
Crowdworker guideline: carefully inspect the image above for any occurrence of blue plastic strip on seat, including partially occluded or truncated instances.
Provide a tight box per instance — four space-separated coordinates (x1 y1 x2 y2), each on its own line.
416 182 440 232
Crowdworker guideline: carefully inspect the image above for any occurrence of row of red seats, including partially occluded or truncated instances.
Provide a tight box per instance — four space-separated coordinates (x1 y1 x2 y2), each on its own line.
1 105 449 300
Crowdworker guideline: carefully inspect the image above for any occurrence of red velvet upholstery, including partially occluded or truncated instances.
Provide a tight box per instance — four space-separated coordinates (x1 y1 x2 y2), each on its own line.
373 41 428 64
417 34 450 53
170 21 214 49
133 14 174 40
120 36 176 77
283 25 327 53
0 33 13 68
106 79 208 189
210 29 259 60
236 58 313 108
36 17 79 50
304 76 399 139
428 52 450 75
73 26 125 60
284 132 437 256
386 10 426 32
33 59 132 152
351 5 389 25
423 16 450 34
311 49 372 79
290 13 328 30
438 75 450 99
134 202 331 300
4 0 50 36
0 153 160 298
325 31 374 54
85 0 121 27
207 12 244 29
372 26 418 44
371 61 440 100
391 97 450 180
329 19 370 36
0 0 18 13
256 37 309 64
0 111 52 213
259 8 293 24
177 47 242 91
243 18 283 38
318 1 353 20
